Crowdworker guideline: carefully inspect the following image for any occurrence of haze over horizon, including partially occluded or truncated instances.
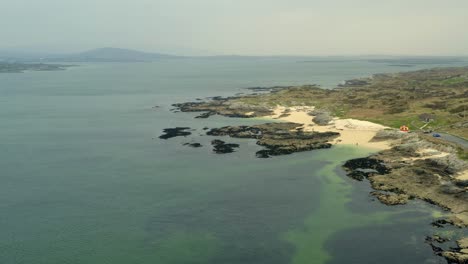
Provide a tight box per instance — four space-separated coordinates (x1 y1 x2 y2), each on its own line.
2 0 468 56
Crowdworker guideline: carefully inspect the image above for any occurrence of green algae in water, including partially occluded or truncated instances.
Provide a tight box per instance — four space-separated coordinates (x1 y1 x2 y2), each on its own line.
0 61 457 264
283 145 439 264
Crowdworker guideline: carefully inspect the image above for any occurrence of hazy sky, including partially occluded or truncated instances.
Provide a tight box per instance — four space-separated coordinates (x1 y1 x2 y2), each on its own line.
1 0 468 56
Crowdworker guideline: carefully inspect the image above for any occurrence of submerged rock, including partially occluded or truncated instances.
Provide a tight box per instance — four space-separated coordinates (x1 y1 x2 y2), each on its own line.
431 219 455 228
195 112 215 118
159 127 192 139
183 142 202 148
211 140 239 154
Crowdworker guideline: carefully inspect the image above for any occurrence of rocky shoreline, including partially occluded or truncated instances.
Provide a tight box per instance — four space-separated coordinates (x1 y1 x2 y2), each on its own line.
172 96 273 118
161 67 468 263
207 123 339 158
342 130 468 263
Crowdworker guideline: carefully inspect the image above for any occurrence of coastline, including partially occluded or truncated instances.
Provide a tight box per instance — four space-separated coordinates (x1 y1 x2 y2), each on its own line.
266 105 391 150
166 66 468 263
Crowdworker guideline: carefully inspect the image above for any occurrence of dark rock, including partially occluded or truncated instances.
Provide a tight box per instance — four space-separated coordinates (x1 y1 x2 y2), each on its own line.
431 219 454 228
159 127 192 139
195 112 215 118
342 157 391 181
255 150 271 158
425 237 445 255
172 98 273 119
431 235 450 243
455 180 468 188
211 140 239 154
183 143 202 148
207 122 339 158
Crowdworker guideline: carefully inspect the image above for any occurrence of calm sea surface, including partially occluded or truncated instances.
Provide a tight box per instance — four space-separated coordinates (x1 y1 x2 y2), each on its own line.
1 58 465 263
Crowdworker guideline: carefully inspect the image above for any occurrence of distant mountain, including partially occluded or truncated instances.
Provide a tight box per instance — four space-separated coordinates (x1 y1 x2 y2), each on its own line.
45 47 180 62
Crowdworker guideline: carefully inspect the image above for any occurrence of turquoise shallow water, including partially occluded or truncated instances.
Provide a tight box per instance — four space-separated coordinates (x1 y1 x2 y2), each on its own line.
0 58 464 263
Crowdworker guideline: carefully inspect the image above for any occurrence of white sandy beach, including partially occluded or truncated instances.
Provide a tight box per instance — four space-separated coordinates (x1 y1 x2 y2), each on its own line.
267 106 391 150
457 170 468 181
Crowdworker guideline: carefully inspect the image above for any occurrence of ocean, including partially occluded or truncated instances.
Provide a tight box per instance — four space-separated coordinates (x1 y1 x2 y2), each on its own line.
1 57 465 263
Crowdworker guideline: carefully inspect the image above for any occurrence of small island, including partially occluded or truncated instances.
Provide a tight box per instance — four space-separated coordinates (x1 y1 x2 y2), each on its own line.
0 62 72 73
163 66 468 263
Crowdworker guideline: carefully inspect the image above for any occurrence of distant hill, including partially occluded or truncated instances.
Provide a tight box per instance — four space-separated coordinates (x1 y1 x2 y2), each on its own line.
45 47 179 62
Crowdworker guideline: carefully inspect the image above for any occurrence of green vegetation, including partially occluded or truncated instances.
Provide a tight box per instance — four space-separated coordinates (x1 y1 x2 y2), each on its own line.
458 147 468 160
233 67 468 138
440 77 468 86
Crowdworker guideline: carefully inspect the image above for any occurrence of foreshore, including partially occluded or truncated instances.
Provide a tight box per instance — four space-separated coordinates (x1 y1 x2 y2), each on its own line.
166 66 468 263
267 105 391 150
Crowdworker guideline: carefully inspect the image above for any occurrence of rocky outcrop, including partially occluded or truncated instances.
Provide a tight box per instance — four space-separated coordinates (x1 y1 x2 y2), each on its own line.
211 140 239 154
308 109 332 126
342 157 391 181
370 191 409 205
159 127 192 139
343 132 468 228
183 143 202 148
207 122 339 158
172 97 273 118
427 236 468 264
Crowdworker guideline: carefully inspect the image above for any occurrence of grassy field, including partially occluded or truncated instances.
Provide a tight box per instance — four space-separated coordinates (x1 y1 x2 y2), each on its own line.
234 67 468 139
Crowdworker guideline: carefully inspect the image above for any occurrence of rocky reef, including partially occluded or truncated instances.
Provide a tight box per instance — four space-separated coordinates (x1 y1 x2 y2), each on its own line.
344 131 467 214
211 140 239 154
172 96 273 118
426 236 468 264
159 127 192 139
207 122 339 158
162 66 468 263
183 142 202 148
342 157 391 181
343 130 468 263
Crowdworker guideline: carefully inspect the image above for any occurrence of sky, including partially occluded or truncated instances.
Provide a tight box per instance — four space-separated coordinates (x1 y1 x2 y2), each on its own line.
1 0 468 56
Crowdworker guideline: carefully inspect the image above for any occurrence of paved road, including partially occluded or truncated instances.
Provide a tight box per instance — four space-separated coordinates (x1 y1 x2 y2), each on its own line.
438 133 468 148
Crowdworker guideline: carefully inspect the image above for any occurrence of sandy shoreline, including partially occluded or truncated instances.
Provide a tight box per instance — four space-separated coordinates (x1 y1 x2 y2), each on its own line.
267 106 391 150
457 170 468 181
